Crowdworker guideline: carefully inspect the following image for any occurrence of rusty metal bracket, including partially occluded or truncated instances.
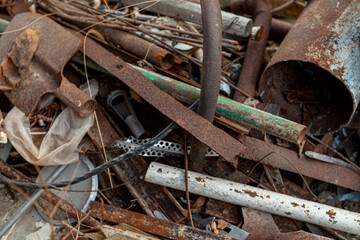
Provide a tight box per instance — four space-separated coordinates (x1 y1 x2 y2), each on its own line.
0 13 96 117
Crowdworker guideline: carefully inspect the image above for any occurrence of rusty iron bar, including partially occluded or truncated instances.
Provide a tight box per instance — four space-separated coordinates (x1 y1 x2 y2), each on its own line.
231 0 272 100
88 201 236 240
0 159 101 228
189 0 223 172
78 33 245 165
145 162 360 236
95 27 174 70
259 0 360 135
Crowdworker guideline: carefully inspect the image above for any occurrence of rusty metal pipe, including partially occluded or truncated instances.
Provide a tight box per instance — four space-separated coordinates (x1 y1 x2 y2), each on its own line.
96 27 174 70
231 0 272 100
259 0 360 135
189 0 223 172
88 201 235 240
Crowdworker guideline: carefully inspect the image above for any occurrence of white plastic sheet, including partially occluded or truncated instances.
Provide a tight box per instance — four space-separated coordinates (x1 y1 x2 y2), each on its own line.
4 107 94 166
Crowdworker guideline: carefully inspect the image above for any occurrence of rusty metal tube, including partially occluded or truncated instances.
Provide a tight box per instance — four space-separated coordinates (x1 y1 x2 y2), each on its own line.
189 0 223 172
231 0 272 100
145 162 360 236
88 201 235 240
96 27 174 70
259 0 360 135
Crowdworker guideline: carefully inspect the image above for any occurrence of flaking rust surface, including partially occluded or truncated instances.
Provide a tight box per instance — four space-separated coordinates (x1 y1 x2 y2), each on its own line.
80 36 245 162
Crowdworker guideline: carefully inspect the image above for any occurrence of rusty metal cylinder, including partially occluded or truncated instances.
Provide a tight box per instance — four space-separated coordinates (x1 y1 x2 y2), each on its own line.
97 27 174 70
259 0 360 135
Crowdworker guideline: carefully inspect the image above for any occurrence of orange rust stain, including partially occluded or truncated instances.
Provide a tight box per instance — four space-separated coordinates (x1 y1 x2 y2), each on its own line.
326 209 336 219
243 190 258 198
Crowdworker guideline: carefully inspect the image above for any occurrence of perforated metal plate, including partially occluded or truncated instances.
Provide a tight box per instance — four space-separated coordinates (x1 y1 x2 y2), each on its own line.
111 136 218 157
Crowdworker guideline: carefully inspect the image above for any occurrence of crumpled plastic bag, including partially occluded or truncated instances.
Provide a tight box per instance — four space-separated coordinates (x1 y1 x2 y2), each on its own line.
4 107 94 166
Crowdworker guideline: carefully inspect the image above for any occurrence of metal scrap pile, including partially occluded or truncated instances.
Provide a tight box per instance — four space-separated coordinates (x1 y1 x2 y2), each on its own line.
0 0 359 239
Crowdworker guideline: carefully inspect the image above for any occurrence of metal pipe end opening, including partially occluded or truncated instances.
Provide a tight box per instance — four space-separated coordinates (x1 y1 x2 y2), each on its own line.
160 53 175 70
260 61 354 135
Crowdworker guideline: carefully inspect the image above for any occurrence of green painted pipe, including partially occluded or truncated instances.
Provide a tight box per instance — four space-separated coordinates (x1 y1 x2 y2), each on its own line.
71 53 306 144
133 66 306 144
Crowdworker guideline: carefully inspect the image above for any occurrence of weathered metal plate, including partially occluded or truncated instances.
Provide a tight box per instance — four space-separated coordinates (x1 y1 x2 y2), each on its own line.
241 207 280 240
0 13 95 117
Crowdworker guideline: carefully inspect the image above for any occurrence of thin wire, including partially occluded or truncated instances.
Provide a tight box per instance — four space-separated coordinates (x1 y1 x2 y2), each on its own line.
244 151 321 202
183 132 194 227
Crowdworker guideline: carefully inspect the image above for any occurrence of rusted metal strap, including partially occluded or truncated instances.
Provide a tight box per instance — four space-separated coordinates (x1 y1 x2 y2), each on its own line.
80 36 245 162
239 135 360 192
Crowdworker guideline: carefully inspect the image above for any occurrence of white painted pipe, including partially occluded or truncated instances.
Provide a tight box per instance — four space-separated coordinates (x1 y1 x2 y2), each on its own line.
145 162 360 236
120 0 254 38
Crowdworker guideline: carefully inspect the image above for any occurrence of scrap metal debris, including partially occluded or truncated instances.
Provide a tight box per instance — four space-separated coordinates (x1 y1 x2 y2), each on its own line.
0 0 359 239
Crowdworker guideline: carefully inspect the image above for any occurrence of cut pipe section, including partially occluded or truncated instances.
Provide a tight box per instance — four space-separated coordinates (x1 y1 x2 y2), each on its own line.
145 162 360 236
259 0 360 135
96 27 174 70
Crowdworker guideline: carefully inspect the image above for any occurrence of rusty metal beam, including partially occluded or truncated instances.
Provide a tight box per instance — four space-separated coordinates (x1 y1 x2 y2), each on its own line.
79 35 245 163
